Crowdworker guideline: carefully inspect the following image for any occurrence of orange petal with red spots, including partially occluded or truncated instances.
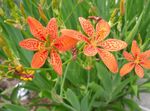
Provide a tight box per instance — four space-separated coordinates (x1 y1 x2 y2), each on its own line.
135 64 144 78
120 62 135 77
141 60 150 69
83 44 97 56
98 39 127 51
97 48 118 73
31 50 48 68
140 50 150 60
123 51 134 61
79 17 94 37
49 50 62 76
95 19 110 41
54 35 78 52
27 16 47 41
46 18 58 41
19 38 42 51
131 40 140 57
61 29 90 43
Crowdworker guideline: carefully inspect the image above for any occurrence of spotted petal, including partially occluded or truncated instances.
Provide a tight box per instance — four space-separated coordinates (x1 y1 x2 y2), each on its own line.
27 16 47 41
19 38 43 51
61 29 90 43
46 18 58 41
120 62 135 77
49 50 62 76
83 44 97 56
131 40 140 57
31 50 48 68
54 35 78 52
79 17 94 37
140 50 150 60
95 19 110 41
98 39 127 51
135 65 144 78
97 48 118 73
141 60 150 69
123 51 134 61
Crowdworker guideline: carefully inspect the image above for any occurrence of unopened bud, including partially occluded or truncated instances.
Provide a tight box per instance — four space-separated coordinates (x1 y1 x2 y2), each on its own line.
26 69 35 75
137 33 142 46
0 36 5 47
15 65 23 72
0 8 4 16
110 8 119 24
38 4 48 23
20 3 27 18
120 0 125 16
2 46 13 58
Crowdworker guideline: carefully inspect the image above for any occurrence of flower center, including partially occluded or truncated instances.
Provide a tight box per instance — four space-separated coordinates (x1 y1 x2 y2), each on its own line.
134 56 140 64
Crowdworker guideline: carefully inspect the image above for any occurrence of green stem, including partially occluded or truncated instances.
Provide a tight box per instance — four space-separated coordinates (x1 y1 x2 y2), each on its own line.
60 63 70 96
87 70 90 89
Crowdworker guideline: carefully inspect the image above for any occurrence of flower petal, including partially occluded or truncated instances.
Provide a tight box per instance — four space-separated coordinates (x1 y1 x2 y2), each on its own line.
83 44 97 56
46 18 58 41
97 48 118 73
140 50 150 60
27 16 47 41
131 40 140 57
120 62 135 77
49 50 62 76
19 38 43 51
123 51 134 61
54 35 78 52
31 50 48 68
135 65 144 78
61 29 90 43
141 60 150 69
79 17 94 37
95 19 110 41
98 39 127 51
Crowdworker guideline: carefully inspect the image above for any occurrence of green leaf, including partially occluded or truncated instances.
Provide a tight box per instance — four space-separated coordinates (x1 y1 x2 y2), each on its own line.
51 89 63 104
65 89 80 111
4 104 28 111
10 86 20 104
131 85 138 96
37 107 49 111
123 98 141 111
66 62 87 86
112 78 130 101
95 62 112 97
125 11 144 44
110 101 124 111
32 73 51 91
81 93 89 111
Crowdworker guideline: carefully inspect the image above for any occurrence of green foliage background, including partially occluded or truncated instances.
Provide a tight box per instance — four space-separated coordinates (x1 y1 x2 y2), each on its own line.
0 0 150 111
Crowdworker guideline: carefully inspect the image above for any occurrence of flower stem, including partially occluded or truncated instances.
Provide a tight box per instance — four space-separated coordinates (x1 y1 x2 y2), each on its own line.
87 70 90 89
60 63 70 96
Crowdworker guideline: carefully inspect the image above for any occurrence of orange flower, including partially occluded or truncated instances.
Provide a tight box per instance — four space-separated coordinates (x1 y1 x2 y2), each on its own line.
19 16 77 76
120 40 150 78
61 17 127 73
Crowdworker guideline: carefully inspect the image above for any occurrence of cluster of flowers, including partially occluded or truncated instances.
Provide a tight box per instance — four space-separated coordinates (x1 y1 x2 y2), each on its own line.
19 16 150 79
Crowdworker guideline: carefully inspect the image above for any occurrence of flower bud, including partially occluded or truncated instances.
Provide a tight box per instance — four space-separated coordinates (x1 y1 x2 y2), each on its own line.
120 0 125 16
0 8 4 16
38 4 48 23
2 46 13 59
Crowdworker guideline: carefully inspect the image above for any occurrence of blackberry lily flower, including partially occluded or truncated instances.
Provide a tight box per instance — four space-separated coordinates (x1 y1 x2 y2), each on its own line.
120 40 150 78
61 17 127 73
19 17 77 76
